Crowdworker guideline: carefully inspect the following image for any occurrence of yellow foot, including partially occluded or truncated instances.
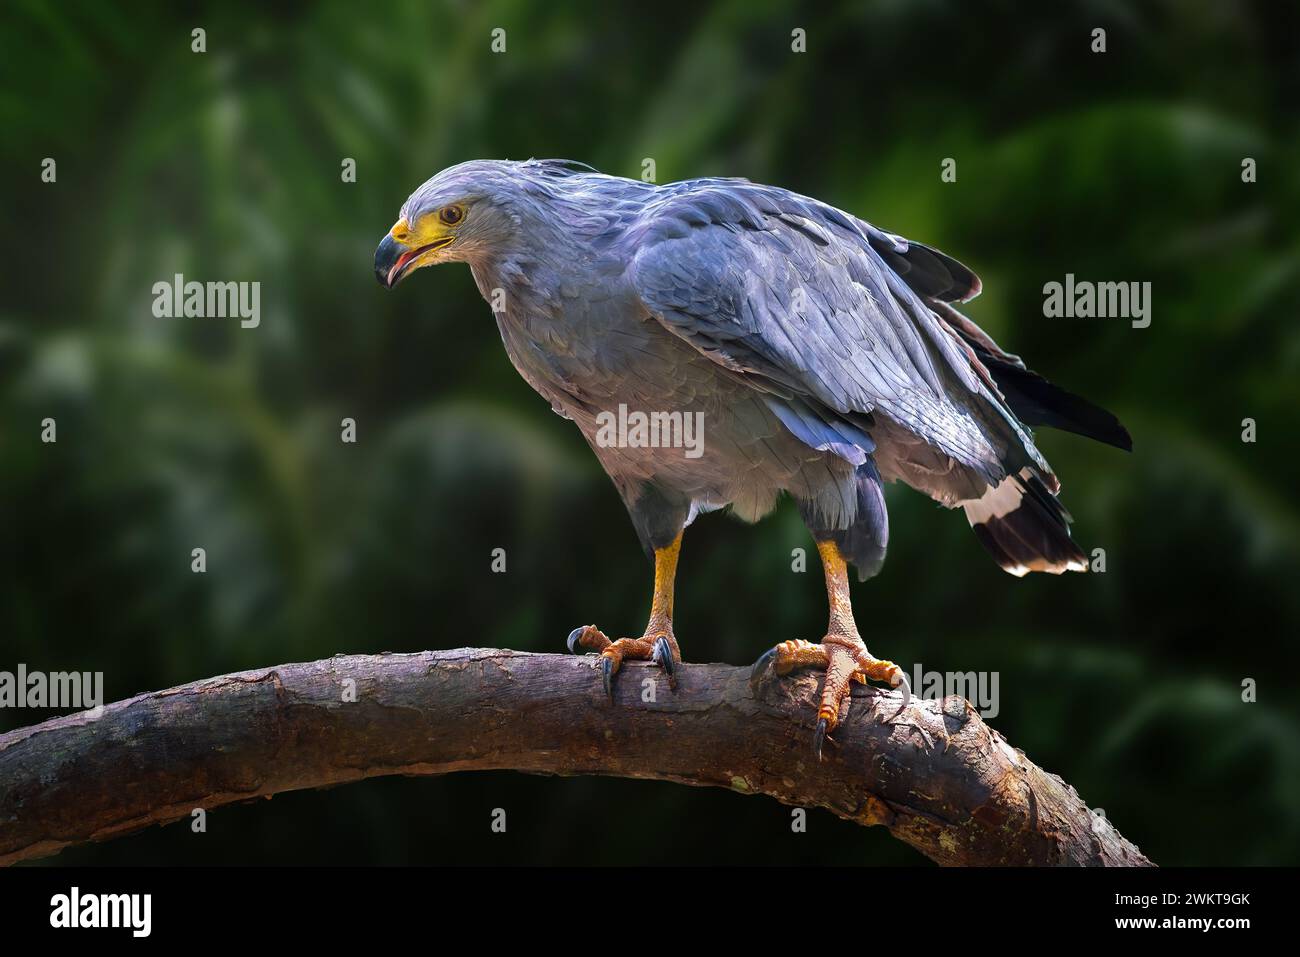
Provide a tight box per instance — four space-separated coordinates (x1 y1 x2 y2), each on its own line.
749 636 910 760
567 624 680 698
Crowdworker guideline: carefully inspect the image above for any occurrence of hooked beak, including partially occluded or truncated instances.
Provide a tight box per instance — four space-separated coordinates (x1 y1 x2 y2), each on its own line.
374 233 453 289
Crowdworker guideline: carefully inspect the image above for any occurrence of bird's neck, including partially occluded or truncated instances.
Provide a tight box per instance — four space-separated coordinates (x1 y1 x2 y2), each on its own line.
469 252 562 322
467 214 595 323
468 252 570 383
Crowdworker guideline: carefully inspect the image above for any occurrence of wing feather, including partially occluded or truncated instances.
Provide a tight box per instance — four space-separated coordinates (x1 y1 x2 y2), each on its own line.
627 182 1043 485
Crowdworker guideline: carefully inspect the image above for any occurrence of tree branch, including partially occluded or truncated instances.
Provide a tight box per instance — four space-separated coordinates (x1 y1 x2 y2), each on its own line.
0 648 1151 866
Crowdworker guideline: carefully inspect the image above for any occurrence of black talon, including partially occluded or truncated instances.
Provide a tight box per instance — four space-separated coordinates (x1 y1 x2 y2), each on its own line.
813 717 829 762
749 647 777 690
652 635 676 685
602 656 615 701
566 626 586 654
883 671 912 723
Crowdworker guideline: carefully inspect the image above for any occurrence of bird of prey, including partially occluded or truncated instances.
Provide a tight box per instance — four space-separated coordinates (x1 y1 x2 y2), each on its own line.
375 159 1130 757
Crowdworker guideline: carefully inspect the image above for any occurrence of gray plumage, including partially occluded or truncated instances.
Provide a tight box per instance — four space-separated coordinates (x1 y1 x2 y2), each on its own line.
381 159 1130 578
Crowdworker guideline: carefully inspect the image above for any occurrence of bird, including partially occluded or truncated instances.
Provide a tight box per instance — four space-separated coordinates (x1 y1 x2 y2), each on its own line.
375 159 1131 758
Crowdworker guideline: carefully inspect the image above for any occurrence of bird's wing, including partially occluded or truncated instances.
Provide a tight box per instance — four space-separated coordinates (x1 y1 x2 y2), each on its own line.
626 183 1045 485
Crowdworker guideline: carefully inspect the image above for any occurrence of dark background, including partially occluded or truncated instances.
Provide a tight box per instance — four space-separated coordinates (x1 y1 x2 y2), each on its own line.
2 0 1297 865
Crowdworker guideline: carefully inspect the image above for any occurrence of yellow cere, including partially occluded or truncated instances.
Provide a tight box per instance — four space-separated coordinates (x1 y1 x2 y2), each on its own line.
389 209 459 250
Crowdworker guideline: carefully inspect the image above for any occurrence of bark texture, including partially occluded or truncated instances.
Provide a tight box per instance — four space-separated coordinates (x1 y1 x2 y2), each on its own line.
0 648 1152 866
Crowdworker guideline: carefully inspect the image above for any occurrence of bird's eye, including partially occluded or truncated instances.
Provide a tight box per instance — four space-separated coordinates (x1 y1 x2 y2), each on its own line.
439 206 465 226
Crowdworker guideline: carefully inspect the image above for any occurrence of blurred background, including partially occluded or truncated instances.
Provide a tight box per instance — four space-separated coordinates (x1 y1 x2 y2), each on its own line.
2 0 1297 865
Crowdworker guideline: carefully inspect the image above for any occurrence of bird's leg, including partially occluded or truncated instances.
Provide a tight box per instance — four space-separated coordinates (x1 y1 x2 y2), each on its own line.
750 539 910 759
567 531 682 699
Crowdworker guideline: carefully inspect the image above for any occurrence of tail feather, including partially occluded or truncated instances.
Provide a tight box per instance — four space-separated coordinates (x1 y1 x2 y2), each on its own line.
964 470 1087 576
979 358 1133 452
932 300 1133 452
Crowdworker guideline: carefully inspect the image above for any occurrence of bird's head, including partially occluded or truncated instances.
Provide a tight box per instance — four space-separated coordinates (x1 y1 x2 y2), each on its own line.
375 159 583 289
